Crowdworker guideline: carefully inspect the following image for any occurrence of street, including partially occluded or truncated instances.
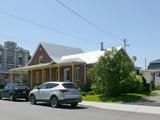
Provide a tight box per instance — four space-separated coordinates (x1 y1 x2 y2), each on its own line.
0 99 160 120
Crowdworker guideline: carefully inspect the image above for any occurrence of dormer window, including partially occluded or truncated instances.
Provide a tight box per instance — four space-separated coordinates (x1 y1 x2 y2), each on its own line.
39 56 44 64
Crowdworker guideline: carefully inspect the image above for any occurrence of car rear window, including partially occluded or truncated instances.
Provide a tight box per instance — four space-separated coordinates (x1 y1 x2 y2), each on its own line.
62 83 78 89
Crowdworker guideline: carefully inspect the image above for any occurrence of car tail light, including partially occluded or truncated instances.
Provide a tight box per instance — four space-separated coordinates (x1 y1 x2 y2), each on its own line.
59 89 69 93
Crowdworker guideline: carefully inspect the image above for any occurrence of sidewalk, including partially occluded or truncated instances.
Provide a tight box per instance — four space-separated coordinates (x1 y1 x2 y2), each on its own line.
80 101 160 115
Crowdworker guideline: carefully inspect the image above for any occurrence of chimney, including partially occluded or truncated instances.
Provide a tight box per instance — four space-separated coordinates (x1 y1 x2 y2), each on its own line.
100 42 104 51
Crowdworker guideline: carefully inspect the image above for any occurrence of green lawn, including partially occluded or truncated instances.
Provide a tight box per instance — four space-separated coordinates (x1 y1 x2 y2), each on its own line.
83 92 157 103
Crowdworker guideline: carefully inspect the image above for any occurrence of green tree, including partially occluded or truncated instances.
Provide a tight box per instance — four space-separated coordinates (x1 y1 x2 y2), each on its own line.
88 48 134 96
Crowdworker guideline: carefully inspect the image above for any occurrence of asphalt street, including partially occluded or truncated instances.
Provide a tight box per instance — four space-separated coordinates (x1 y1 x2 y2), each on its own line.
0 99 160 120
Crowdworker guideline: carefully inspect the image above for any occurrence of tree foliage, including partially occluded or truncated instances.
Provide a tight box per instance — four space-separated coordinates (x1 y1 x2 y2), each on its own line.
88 48 135 96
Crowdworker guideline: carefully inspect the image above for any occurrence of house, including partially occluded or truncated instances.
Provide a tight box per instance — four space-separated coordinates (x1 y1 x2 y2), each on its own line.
0 41 29 84
140 59 160 91
10 42 127 88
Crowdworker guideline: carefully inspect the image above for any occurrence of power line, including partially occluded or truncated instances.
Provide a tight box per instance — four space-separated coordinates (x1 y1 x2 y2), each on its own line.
55 0 123 41
0 10 99 45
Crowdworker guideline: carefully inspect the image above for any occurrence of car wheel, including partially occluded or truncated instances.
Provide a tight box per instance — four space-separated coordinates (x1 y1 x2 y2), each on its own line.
71 102 78 107
25 97 29 101
30 95 36 105
50 96 59 108
9 94 15 101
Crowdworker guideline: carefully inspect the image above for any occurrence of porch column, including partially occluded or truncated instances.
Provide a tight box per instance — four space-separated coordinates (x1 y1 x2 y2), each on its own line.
31 70 33 89
72 64 74 82
20 71 23 84
50 67 52 81
84 64 87 84
58 65 60 81
41 68 44 83
11 72 13 83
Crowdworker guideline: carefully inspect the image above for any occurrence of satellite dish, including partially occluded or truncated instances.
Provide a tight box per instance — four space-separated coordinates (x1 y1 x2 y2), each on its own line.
132 56 137 62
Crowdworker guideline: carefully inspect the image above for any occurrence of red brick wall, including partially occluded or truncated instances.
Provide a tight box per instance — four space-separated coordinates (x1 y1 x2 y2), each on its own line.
29 44 52 66
27 63 94 88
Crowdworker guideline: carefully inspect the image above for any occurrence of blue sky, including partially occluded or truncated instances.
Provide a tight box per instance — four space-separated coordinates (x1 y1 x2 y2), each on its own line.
0 0 159 68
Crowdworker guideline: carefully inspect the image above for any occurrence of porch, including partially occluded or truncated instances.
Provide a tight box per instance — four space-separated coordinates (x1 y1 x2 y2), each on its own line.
9 62 87 89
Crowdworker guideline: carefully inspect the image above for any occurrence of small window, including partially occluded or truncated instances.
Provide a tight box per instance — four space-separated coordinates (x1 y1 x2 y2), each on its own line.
75 67 80 81
39 56 44 64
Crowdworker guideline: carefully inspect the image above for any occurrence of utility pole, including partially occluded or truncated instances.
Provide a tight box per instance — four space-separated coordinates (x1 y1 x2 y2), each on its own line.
123 38 129 51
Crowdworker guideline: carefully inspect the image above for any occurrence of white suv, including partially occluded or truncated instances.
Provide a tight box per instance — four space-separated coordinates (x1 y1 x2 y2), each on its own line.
29 82 82 108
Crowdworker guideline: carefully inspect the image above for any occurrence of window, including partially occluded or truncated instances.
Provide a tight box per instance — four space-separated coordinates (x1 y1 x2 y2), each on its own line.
62 83 78 89
0 51 2 55
64 68 70 82
39 56 44 64
75 67 80 81
40 83 47 89
46 83 58 89
35 71 40 83
40 83 58 89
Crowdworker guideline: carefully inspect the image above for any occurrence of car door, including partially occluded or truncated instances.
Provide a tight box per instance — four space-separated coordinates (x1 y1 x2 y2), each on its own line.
1 84 10 98
36 83 48 100
38 83 58 100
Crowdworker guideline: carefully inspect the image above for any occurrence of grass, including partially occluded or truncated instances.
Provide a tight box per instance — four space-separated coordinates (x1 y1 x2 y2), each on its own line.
83 91 157 103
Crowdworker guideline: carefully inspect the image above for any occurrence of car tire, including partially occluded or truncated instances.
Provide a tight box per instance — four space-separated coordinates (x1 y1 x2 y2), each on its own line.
50 96 59 108
30 95 36 105
9 94 15 101
25 97 29 101
71 102 78 107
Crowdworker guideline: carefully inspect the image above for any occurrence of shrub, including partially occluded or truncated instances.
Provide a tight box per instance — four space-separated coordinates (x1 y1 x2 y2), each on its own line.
120 73 144 93
80 82 92 92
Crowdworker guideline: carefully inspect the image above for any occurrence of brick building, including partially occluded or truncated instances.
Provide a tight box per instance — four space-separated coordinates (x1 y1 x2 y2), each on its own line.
10 42 127 88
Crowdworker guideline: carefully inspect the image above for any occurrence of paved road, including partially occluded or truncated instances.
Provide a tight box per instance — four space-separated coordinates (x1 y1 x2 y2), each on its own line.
0 99 160 120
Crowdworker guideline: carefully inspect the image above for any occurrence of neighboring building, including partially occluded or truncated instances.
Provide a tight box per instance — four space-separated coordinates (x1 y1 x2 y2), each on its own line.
0 41 29 83
10 42 130 88
148 59 160 69
140 59 160 91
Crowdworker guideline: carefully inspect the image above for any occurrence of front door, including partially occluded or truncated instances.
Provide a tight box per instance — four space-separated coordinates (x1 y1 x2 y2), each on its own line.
64 68 70 82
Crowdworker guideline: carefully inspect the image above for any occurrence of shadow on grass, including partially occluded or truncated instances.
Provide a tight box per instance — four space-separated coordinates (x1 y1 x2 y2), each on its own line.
99 94 144 103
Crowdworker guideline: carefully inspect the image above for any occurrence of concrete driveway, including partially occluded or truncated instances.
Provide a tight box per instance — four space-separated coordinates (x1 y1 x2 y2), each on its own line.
124 90 160 107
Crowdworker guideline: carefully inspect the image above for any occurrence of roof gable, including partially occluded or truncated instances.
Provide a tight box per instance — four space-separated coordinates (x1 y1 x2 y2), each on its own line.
41 42 83 63
28 42 83 65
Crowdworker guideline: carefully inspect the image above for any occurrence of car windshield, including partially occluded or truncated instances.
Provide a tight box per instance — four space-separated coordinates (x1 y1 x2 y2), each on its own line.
62 83 78 89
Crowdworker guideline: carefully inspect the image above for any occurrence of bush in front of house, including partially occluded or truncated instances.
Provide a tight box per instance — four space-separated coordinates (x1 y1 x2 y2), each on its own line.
120 72 144 93
80 82 92 92
87 47 149 97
